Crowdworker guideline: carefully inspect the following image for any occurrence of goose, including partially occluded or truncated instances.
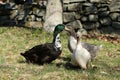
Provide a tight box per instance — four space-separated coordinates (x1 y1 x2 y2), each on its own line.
65 26 102 60
72 34 91 69
21 24 65 65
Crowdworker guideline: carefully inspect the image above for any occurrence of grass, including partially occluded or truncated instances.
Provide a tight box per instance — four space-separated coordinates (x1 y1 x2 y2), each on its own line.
0 26 120 80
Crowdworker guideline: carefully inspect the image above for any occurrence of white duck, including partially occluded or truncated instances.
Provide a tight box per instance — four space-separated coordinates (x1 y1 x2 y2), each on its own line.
65 27 102 60
72 34 91 69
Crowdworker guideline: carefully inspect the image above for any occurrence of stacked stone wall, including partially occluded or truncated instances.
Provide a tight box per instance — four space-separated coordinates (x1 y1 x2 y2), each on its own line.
0 1 46 28
63 0 120 34
0 0 119 34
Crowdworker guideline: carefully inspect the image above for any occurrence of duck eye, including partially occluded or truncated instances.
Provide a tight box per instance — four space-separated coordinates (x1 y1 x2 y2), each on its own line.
76 34 79 38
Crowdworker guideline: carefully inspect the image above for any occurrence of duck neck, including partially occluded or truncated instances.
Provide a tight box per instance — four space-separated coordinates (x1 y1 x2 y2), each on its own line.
53 33 62 50
76 39 82 49
70 30 77 39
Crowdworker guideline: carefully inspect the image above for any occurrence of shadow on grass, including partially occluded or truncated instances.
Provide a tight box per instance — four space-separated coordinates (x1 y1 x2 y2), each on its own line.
56 57 81 70
18 56 112 74
58 56 71 62
56 62 81 70
56 56 113 73
18 60 26 64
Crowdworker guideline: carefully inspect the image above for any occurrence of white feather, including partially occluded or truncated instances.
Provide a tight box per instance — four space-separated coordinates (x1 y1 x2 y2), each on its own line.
73 42 91 69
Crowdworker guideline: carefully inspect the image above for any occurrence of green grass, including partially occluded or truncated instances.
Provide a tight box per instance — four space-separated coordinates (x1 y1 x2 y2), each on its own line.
0 26 120 80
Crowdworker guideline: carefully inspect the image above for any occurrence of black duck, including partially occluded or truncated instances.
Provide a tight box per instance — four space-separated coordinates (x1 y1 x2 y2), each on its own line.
21 24 65 65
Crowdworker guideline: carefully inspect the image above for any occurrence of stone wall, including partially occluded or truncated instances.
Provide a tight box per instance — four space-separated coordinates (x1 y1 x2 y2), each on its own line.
63 0 120 34
0 0 120 34
0 1 46 28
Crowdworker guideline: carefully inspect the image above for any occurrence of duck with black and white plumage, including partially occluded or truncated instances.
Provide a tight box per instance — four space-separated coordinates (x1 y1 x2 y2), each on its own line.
21 24 65 65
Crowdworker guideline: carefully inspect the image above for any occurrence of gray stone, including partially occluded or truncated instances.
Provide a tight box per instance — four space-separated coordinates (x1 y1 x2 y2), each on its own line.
88 14 98 22
98 7 109 12
100 26 115 34
82 3 97 14
24 3 33 10
99 17 112 26
109 12 120 21
112 22 120 29
63 12 76 23
90 0 112 3
63 0 86 4
74 12 81 20
25 21 43 28
10 10 18 19
5 3 13 9
109 0 120 12
83 22 100 29
17 14 24 20
9 3 16 9
38 1 47 6
82 3 93 7
26 15 35 21
67 3 80 11
43 0 63 32
33 9 46 18
80 16 88 22
98 11 110 17
63 4 68 11
78 28 87 35
18 10 25 15
63 0 71 4
118 15 120 22
35 17 42 21
66 20 83 29
97 3 108 8
89 0 101 3
32 7 40 15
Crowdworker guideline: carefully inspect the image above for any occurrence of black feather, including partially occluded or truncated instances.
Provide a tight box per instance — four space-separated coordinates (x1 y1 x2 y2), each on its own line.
21 24 64 65
21 43 62 65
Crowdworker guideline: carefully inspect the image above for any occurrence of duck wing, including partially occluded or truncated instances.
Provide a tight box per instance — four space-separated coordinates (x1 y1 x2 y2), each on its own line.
81 42 102 59
21 43 62 64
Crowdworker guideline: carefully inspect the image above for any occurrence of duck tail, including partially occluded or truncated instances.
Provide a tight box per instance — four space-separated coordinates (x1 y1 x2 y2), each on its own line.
99 45 103 50
20 53 25 56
